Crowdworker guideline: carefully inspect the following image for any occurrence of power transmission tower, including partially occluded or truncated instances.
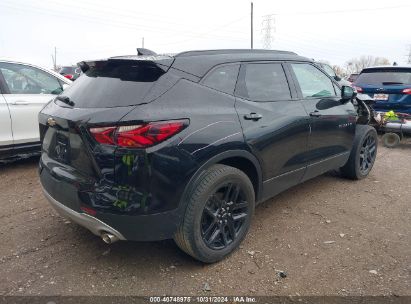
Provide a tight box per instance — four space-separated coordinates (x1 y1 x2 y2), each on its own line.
407 45 411 64
261 14 275 49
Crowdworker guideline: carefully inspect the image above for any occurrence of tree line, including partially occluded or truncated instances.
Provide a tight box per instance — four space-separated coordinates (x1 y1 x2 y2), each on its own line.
322 55 391 77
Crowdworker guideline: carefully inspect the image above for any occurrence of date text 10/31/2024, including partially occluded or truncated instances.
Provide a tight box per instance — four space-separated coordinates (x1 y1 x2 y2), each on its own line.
149 296 257 303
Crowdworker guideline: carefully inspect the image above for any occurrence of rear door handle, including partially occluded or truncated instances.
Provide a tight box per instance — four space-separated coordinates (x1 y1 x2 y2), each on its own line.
309 111 322 117
244 113 263 121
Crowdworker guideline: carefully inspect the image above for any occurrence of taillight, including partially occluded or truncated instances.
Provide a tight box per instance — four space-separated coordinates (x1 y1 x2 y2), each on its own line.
353 86 363 93
89 127 116 145
402 88 411 94
64 74 74 80
89 120 188 148
80 206 97 216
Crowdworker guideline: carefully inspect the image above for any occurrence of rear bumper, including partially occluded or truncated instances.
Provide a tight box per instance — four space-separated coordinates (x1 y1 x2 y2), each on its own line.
40 165 183 241
42 186 126 241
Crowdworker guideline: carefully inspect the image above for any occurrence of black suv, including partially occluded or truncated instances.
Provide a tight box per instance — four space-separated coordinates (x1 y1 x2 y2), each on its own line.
39 49 378 263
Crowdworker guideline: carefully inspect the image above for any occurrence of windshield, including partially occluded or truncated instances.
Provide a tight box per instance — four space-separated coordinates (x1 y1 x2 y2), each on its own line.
356 69 411 85
322 64 336 77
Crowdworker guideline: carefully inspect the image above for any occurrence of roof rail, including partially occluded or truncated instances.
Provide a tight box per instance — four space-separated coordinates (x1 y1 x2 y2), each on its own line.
175 49 297 57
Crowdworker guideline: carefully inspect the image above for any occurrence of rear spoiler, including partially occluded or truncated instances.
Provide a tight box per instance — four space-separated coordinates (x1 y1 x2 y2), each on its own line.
78 48 173 73
137 48 157 56
78 61 91 73
78 54 174 73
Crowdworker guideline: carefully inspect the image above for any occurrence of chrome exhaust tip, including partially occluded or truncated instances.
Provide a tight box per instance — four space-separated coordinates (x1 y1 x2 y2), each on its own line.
101 232 118 244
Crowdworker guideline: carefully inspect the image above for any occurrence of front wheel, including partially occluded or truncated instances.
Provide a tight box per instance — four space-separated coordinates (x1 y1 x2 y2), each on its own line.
174 164 255 263
340 125 378 180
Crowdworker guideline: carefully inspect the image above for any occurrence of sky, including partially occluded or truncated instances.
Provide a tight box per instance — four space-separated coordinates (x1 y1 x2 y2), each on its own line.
0 0 410 69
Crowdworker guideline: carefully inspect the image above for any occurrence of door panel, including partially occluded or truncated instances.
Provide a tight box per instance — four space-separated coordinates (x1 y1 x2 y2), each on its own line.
301 97 356 180
4 94 53 144
303 98 356 160
0 94 13 154
235 98 310 200
234 62 310 201
288 62 356 181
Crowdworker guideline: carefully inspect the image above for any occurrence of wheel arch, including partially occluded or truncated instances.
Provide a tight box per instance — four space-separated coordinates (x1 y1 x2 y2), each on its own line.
183 150 263 205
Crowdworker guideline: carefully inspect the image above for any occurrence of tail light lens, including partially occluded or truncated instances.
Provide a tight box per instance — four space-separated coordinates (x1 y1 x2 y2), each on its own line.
90 120 188 148
89 127 116 145
353 86 363 93
402 88 411 94
80 206 97 216
64 74 74 80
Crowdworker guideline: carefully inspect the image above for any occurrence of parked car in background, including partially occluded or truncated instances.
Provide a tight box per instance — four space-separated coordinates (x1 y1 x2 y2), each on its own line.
58 66 81 81
316 62 351 86
353 66 411 114
316 62 376 124
347 73 359 84
39 49 377 263
0 59 72 160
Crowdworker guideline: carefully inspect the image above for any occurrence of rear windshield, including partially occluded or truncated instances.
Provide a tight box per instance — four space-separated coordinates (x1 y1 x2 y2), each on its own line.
59 67 75 74
356 69 411 85
61 60 168 108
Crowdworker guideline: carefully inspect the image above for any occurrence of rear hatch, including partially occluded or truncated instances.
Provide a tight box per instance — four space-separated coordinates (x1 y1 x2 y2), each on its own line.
39 56 175 213
354 67 411 112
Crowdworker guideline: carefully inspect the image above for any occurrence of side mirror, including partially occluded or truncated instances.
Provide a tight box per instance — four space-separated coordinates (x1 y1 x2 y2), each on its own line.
341 85 356 102
334 75 342 82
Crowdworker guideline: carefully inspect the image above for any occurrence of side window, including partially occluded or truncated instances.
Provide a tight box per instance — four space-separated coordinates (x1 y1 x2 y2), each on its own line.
291 63 336 98
0 62 63 95
202 64 240 95
238 63 291 101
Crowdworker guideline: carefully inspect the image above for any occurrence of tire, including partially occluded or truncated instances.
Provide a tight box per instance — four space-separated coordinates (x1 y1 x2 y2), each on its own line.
381 132 400 148
340 125 378 180
174 164 255 263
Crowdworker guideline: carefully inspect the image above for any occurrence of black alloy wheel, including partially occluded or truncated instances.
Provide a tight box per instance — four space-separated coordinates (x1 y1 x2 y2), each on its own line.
174 164 255 263
359 134 377 175
340 125 378 180
201 183 249 250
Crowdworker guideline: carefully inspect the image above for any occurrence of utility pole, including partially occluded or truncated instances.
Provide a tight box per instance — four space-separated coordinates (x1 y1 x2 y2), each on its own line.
250 2 253 49
51 47 57 71
142 37 145 48
261 14 275 49
407 45 411 64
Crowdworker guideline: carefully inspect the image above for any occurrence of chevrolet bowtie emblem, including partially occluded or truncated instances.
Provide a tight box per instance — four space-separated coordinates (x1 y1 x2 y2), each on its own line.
47 117 57 126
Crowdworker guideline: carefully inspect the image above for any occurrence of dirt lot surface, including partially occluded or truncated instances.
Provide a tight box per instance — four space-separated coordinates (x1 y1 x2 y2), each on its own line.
1 142 410 297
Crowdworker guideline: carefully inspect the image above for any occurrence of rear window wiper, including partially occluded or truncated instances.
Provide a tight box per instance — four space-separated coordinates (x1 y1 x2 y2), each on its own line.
56 95 75 106
382 82 404 85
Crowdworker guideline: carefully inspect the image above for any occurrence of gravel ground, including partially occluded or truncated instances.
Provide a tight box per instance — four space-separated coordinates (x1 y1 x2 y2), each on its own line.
1 141 410 296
